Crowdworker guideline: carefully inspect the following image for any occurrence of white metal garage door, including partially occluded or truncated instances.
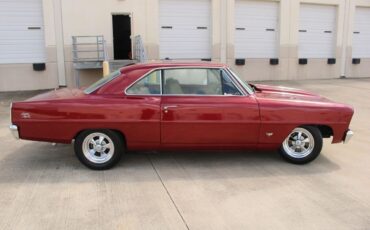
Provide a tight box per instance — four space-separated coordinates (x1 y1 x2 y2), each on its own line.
298 4 337 58
159 0 211 60
0 0 45 64
353 7 370 58
235 0 279 58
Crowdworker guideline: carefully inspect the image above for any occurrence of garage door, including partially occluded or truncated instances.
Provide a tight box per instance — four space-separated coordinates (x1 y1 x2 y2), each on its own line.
353 7 370 58
298 4 337 58
235 0 279 58
159 0 211 60
0 0 45 64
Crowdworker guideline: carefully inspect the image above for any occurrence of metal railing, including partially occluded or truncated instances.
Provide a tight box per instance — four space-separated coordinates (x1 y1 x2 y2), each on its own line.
72 35 105 64
72 35 108 87
134 35 147 62
72 35 147 87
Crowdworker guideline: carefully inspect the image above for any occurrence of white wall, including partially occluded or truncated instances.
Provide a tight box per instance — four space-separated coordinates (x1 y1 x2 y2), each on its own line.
1 0 370 91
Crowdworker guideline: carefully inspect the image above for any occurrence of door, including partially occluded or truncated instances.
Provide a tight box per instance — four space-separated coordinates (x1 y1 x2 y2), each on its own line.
235 0 279 58
159 0 211 59
112 14 132 60
0 0 45 64
298 4 337 58
353 7 370 58
160 68 260 147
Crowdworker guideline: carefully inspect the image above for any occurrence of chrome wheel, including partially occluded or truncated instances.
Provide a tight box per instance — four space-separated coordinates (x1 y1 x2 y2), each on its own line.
282 127 315 159
82 132 115 164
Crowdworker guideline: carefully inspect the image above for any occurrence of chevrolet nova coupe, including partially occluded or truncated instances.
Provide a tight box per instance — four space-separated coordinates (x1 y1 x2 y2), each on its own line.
10 62 354 170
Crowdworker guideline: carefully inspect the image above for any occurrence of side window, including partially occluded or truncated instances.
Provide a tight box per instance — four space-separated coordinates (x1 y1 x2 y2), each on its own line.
126 70 161 95
221 70 242 95
163 68 223 95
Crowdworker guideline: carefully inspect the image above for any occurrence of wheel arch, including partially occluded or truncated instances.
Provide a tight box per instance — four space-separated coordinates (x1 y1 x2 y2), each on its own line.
315 125 334 138
73 128 127 147
298 124 333 138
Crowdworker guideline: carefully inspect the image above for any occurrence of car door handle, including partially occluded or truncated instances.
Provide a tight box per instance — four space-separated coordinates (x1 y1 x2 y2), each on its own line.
163 105 178 113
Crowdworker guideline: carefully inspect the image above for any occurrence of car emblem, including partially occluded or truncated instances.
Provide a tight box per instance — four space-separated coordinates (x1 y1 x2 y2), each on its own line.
21 112 31 119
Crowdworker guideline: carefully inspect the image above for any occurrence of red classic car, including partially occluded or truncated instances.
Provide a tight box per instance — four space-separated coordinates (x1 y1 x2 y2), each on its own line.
10 62 354 170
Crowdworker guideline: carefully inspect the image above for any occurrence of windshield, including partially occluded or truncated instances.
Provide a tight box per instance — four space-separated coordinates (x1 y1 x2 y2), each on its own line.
84 70 121 94
226 68 255 94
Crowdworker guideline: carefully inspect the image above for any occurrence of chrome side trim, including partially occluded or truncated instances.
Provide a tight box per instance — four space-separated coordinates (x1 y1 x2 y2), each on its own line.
9 125 19 139
343 130 354 144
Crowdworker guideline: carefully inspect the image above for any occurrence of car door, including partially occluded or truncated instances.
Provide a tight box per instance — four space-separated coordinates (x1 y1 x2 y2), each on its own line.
160 68 260 148
124 70 162 148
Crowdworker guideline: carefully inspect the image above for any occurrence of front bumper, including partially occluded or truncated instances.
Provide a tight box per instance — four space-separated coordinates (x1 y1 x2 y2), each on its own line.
9 125 19 139
343 129 354 144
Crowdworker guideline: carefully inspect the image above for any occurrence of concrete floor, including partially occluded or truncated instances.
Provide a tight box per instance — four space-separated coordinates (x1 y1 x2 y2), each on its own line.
0 78 370 230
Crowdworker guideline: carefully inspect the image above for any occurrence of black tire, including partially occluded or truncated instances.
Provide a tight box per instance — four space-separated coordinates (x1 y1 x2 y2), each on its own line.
74 129 124 170
279 126 323 164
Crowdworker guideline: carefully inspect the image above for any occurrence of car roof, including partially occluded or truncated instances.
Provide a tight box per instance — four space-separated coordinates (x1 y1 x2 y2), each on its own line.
119 61 228 73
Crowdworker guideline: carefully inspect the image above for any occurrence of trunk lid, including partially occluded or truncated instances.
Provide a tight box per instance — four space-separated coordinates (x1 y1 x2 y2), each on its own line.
26 88 86 102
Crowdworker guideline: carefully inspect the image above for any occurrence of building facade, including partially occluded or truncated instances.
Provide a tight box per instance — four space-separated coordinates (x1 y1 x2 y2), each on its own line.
0 0 370 91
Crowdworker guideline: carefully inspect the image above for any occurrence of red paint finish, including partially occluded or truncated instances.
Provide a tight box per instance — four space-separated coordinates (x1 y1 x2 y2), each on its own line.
253 84 354 144
11 62 354 151
161 95 260 145
13 95 162 149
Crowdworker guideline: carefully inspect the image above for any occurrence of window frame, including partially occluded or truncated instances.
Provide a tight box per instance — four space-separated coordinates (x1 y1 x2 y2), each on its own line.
124 67 247 97
162 68 225 96
225 68 254 95
125 69 163 96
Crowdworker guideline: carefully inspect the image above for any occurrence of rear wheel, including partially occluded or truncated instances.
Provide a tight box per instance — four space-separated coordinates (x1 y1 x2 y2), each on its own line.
74 129 123 170
279 126 322 164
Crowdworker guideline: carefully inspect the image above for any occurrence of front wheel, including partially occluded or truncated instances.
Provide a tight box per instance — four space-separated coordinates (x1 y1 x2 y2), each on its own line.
74 129 123 170
279 126 323 164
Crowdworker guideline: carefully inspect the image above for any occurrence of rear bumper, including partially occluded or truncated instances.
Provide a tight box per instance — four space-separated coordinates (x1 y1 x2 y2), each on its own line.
343 129 354 144
9 125 19 139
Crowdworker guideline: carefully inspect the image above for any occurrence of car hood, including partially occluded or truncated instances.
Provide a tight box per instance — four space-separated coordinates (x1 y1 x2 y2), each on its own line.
252 84 333 103
26 88 86 102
